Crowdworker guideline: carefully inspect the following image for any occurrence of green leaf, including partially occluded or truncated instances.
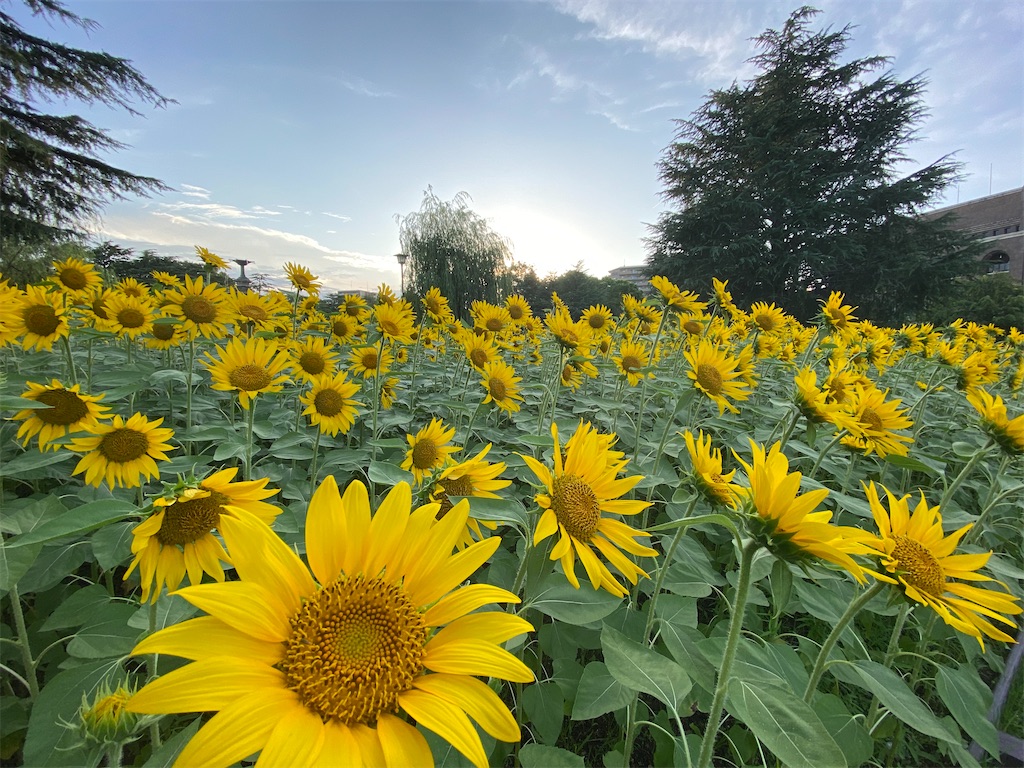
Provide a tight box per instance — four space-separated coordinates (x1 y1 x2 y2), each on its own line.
451 496 528 530
522 681 564 744
0 394 53 411
0 494 67 535
141 717 201 768
526 573 621 626
66 603 142 659
815 693 875 768
6 500 138 548
726 679 847 768
128 594 198 632
571 662 633 720
602 625 692 711
40 584 113 631
519 744 584 768
367 460 413 486
882 453 944 476
842 659 959 743
935 664 999 759
0 540 42 594
91 521 135 571
1 449 73 476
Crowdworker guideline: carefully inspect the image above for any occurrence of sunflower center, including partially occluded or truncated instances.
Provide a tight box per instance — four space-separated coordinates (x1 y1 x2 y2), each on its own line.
300 351 326 375
152 323 175 341
587 315 606 330
346 304 363 318
155 491 229 546
551 474 600 542
469 348 488 369
435 475 474 517
229 364 273 392
92 297 110 320
683 320 702 336
332 320 351 337
280 575 426 725
117 308 146 328
754 314 777 332
507 304 524 321
485 317 504 332
488 377 508 401
890 535 945 596
360 351 379 370
98 428 150 463
411 439 438 469
181 295 216 323
36 388 90 425
380 319 401 337
314 389 345 417
696 363 724 395
60 267 88 290
24 304 60 336
860 407 884 431
239 303 269 321
621 354 642 373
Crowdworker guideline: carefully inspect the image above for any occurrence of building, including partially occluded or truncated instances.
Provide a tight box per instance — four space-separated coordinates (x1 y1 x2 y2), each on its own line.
926 187 1023 283
607 264 650 295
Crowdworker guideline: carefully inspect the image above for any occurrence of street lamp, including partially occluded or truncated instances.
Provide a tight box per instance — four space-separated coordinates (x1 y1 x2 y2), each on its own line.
394 253 409 297
233 259 253 293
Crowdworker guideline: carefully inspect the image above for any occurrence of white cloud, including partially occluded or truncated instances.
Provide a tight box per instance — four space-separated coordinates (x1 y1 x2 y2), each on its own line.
179 184 211 199
322 212 352 222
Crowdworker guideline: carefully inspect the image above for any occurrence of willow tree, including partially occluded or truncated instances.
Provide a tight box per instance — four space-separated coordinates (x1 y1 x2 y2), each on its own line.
397 188 513 320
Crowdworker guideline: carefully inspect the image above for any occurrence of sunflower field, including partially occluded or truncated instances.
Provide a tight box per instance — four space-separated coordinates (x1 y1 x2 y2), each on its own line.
1 252 1022 768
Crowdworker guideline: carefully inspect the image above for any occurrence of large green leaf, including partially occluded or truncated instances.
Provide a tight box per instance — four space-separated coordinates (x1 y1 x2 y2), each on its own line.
522 680 564 744
519 744 584 768
367 460 413 486
571 661 633 720
6 500 138 548
726 679 847 768
0 540 42 594
66 603 142 659
1 449 72 476
602 625 692 711
935 664 999 759
526 573 621 626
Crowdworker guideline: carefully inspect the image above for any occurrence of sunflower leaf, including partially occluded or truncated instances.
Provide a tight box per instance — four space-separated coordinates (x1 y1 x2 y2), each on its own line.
519 744 584 768
935 663 999 759
602 624 692 712
5 500 138 548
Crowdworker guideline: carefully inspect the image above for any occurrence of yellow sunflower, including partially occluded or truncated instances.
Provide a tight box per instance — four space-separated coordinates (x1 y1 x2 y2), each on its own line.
521 422 657 597
204 337 292 409
0 279 25 347
300 371 362 436
151 270 182 288
545 309 591 351
472 301 512 335
114 277 151 299
857 483 1021 649
682 430 741 508
195 246 228 271
580 304 615 335
504 294 533 325
51 255 102 295
479 360 524 413
374 301 415 344
104 293 156 339
820 291 857 334
288 336 340 383
421 287 454 324
650 276 706 315
124 468 281 603
560 361 583 391
145 319 185 350
402 418 460 485
14 285 69 352
348 344 393 379
13 379 109 451
461 331 501 371
839 384 914 458
613 339 652 387
749 302 787 334
327 313 363 344
428 443 511 548
228 289 291 332
69 413 176 488
379 376 400 410
793 367 858 431
162 275 232 339
126 478 533 768
967 388 1024 455
341 293 370 319
683 338 753 415
377 283 397 305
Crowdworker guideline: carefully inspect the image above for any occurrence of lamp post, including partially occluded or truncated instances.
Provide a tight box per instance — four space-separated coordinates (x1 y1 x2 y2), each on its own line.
233 259 253 293
395 253 409 297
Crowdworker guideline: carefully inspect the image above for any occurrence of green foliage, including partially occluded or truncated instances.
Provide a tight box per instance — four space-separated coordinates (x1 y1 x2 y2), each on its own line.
89 242 215 285
646 6 980 324
508 262 641 317
920 274 1024 330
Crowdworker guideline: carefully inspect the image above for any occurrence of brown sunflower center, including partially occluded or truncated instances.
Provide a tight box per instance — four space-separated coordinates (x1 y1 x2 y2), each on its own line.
229 364 273 392
434 475 474 517
280 575 426 725
587 314 606 330
621 354 642 373
551 473 600 542
36 388 90 425
117 308 146 328
345 304 364 318
411 439 438 470
469 348 489 369
98 428 150 463
379 319 402 337
314 388 345 417
696 363 724 395
152 323 176 341
360 351 379 370
860 407 884 431
299 351 327 375
754 313 777 332
484 317 503 332
180 295 216 324
24 303 60 336
92 297 110 320
59 267 88 290
890 535 945 596
507 304 524 321
488 377 508 401
155 490 229 546
332 320 351 337
683 320 702 336
239 303 269 321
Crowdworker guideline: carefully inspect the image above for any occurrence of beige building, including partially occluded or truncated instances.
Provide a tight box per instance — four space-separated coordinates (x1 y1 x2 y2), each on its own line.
926 187 1023 283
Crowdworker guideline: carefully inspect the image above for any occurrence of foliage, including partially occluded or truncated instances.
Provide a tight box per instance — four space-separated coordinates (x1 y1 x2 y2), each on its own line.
509 261 641 317
89 242 217 285
397 187 513 320
646 6 980 325
920 274 1024 331
0 0 170 245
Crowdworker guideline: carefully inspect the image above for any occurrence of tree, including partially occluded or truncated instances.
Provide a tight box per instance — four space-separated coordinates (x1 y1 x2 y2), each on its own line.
1 0 170 245
90 242 212 285
920 274 1024 331
646 6 980 325
397 188 513 320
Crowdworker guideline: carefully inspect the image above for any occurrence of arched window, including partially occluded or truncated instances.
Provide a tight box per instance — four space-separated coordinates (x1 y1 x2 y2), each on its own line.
984 251 1010 274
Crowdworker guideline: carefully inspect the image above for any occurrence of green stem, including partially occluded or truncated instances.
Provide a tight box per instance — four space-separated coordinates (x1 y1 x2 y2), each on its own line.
865 603 910 730
147 600 162 748
802 581 886 701
938 441 993 512
462 399 486 450
244 402 256 482
8 585 39 699
808 430 846 480
775 408 801 452
105 744 123 768
309 428 323 495
697 539 757 768
184 338 196 450
60 335 78 386
644 495 700 643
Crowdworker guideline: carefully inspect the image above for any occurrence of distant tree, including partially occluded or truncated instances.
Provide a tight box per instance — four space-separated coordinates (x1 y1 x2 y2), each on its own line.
920 274 1024 331
507 261 549 314
0 238 82 285
646 6 979 324
1 0 170 245
89 241 211 285
397 188 513 320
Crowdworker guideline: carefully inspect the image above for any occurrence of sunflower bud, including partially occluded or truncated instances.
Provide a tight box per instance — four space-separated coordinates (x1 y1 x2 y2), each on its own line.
78 683 142 745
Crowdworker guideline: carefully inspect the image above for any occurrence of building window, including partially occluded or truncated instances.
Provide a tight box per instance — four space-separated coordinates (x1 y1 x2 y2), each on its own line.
984 251 1010 274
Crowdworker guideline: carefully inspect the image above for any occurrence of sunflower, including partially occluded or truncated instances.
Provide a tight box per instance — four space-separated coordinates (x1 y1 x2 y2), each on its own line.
151 270 182 288
580 305 614 335
300 371 362 436
428 444 511 548
819 292 857 334
377 283 397 305
115 277 151 299
145 319 185 350
461 331 500 371
471 302 512 336
13 379 110 451
205 337 292 410
735 441 865 581
287 336 339 383
473 359 522 414
521 422 657 597
712 277 740 318
0 280 24 347
374 301 415 344
379 376 400 410
348 344 393 379
749 302 787 334
126 478 533 768
228 289 291 332
14 285 69 352
560 362 583 391
421 287 454 324
545 309 591 351
402 419 460 485
341 293 370 319
857 483 1021 649
839 384 914 458
793 367 858 431
683 339 753 415
69 413 175 488
162 275 231 339
327 313 363 344
682 430 741 508
613 339 652 387
650 276 706 315
124 468 280 603
967 388 1024 455
505 294 533 324
51 255 102 295
104 293 156 339
195 246 228 271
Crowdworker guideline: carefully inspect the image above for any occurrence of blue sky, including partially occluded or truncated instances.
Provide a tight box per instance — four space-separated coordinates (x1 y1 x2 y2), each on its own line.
12 0 1023 294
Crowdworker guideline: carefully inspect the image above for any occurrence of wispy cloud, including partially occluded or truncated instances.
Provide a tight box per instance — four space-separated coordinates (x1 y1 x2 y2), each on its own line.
179 184 211 199
322 212 352 222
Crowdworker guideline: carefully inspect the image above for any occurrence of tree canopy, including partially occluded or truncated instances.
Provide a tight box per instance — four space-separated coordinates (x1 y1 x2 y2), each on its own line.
1 0 170 245
397 188 513 320
645 6 980 324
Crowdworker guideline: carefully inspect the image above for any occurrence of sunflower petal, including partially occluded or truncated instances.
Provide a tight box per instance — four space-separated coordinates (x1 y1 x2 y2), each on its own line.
408 535 501 607
341 480 372 576
306 475 345 585
413 673 520 742
398 689 488 768
320 721 362 767
423 638 534 683
127 658 285 714
132 616 283 665
377 713 434 768
426 613 533 649
364 483 411 579
254 705 326 768
351 723 386 768
172 582 291 643
422 584 520 627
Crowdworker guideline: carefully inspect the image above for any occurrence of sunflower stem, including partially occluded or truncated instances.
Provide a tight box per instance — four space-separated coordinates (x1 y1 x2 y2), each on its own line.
774 408 801 452
938 440 992 513
60 335 78 387
808 430 846 480
184 338 196 452
643 495 700 644
8 584 39 700
864 602 910 730
243 401 256 482
309 429 322 495
696 538 757 768
802 580 886 702
370 336 385 465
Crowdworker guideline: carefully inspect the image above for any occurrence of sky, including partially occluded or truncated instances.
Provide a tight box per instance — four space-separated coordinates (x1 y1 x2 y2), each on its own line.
10 0 1024 295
